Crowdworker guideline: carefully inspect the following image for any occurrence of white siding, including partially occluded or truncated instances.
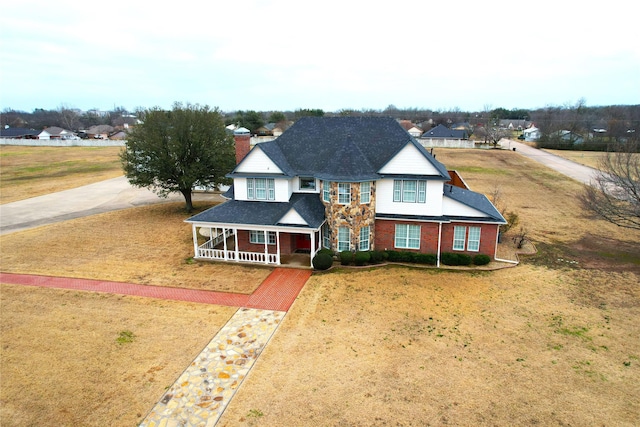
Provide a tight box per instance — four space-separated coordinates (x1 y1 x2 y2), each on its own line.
442 195 487 218
279 208 308 225
375 179 444 216
233 177 290 202
235 146 283 174
378 143 442 176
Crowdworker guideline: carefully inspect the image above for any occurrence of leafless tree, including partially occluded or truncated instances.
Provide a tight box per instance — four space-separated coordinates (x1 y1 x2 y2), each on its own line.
580 141 640 230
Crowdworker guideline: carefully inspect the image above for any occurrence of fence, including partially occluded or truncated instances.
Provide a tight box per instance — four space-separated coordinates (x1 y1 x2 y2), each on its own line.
0 138 125 147
418 138 493 149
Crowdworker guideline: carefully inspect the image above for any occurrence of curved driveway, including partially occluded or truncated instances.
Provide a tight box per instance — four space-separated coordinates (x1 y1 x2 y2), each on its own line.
499 139 600 185
0 176 221 235
1 142 599 236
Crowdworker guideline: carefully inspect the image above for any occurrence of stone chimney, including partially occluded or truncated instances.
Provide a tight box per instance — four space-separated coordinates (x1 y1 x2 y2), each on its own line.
234 127 251 164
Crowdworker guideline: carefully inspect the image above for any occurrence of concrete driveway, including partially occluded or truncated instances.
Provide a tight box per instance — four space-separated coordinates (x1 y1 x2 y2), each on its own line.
0 176 221 235
499 139 600 185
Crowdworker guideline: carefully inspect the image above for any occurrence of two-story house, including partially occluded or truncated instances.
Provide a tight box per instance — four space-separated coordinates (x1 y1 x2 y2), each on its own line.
186 117 506 268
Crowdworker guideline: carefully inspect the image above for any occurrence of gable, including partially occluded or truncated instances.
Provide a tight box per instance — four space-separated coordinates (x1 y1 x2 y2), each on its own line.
378 142 444 176
278 208 308 225
235 145 283 174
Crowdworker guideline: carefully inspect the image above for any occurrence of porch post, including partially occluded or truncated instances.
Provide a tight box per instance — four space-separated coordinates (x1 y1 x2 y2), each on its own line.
437 222 443 268
263 230 269 264
222 227 228 260
309 231 316 268
276 230 281 265
234 228 239 262
192 224 199 258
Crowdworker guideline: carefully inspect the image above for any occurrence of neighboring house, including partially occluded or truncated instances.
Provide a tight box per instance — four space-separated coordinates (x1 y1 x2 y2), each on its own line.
499 119 529 130
553 130 584 145
87 125 115 139
0 127 39 139
420 124 468 140
186 117 506 268
398 120 423 137
38 127 78 140
523 126 541 142
109 130 127 140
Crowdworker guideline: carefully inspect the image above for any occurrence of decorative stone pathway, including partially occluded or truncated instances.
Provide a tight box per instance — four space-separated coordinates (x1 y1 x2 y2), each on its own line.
139 308 284 427
0 268 311 427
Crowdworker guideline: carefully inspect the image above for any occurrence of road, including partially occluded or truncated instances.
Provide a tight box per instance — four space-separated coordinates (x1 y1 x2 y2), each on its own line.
499 139 600 185
1 142 600 236
0 176 221 235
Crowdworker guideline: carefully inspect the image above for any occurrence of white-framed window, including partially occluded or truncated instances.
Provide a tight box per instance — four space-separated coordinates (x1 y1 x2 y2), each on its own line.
250 230 276 245
359 226 370 251
299 177 316 191
453 226 466 251
393 179 427 203
338 183 351 204
467 226 481 252
337 226 350 251
247 178 275 200
418 180 426 203
322 224 331 248
322 180 330 202
394 224 420 249
360 181 371 204
393 180 427 203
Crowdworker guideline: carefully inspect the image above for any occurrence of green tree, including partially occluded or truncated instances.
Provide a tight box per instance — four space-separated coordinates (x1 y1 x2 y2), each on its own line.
268 111 286 123
120 102 235 212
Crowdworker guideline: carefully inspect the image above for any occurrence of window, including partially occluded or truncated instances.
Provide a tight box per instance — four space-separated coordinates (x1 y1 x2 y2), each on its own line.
467 226 481 252
395 224 420 249
300 177 316 190
393 180 427 203
359 226 370 251
338 183 351 204
337 226 350 251
322 181 330 202
247 178 275 200
250 230 276 245
322 224 331 248
453 226 466 251
360 182 371 204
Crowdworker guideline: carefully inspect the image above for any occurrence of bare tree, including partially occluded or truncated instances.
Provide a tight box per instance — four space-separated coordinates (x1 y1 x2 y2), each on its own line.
580 141 640 230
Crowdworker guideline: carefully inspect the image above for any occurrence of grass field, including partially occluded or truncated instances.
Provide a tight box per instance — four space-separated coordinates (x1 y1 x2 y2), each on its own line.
1 147 639 426
0 145 123 204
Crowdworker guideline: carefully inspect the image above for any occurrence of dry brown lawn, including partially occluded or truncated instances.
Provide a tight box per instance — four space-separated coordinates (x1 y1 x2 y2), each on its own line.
542 149 607 169
1 147 639 426
0 145 123 204
0 284 237 427
0 202 271 293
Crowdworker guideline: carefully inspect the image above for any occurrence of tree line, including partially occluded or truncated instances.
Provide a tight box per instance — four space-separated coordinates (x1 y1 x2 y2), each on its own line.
3 102 638 141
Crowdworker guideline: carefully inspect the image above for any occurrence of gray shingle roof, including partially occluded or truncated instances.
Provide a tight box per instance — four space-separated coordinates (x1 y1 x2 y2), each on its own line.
422 124 468 139
232 117 450 181
186 193 326 229
443 184 506 223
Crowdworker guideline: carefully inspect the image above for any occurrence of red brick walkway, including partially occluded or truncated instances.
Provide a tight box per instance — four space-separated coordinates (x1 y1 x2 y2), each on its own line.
0 268 311 312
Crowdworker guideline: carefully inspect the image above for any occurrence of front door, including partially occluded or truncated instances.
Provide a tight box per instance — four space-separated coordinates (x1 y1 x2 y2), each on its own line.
296 234 311 252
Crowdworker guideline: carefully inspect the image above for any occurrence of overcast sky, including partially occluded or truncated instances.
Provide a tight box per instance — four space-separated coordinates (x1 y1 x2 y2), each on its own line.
1 0 638 114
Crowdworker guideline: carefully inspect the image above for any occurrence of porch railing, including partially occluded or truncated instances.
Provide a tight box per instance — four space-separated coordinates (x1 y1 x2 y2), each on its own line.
196 243 279 265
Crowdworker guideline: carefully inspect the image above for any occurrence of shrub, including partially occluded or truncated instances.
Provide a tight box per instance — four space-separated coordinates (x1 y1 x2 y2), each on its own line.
385 250 401 262
415 253 437 265
317 248 334 257
354 251 371 266
369 250 386 264
473 254 491 266
441 252 472 266
312 252 334 270
340 251 353 265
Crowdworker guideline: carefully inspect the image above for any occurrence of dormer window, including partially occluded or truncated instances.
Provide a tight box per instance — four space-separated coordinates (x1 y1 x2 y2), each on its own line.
247 178 275 200
299 177 316 191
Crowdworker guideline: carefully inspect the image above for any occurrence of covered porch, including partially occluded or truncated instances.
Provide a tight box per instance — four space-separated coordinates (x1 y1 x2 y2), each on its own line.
191 224 320 268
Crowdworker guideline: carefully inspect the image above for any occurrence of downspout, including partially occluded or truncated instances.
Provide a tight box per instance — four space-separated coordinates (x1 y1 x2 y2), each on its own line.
493 225 519 265
437 222 442 268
